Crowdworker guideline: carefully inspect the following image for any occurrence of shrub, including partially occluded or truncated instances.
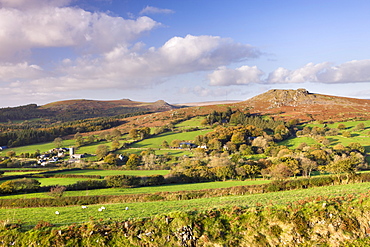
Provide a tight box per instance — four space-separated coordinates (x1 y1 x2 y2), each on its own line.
105 175 140 187
48 185 66 198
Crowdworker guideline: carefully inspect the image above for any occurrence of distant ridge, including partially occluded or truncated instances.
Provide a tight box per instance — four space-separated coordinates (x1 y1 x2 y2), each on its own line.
0 98 180 122
41 98 180 112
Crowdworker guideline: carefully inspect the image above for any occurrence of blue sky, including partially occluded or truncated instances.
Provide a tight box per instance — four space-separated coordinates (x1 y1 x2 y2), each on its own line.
1 0 370 107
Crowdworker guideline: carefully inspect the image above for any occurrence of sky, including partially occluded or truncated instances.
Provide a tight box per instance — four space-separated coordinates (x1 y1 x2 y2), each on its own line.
1 0 370 107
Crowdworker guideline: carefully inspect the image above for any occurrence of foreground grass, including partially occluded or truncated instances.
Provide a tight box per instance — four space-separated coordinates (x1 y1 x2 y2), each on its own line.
2 181 370 226
0 180 269 199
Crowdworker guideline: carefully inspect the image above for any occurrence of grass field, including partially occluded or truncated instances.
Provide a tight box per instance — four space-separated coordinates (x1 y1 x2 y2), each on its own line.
305 120 370 130
0 179 269 199
0 139 75 155
130 129 212 149
116 148 193 157
175 116 205 128
54 169 170 177
2 181 369 226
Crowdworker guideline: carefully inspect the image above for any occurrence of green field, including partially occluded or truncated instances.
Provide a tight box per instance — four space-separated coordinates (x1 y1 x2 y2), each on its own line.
175 116 205 128
305 120 370 130
2 181 369 226
130 129 212 149
0 139 75 155
0 179 269 199
54 169 170 177
117 148 193 157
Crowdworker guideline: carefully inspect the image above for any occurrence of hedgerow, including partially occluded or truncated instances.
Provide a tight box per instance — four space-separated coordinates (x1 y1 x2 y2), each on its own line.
2 172 370 208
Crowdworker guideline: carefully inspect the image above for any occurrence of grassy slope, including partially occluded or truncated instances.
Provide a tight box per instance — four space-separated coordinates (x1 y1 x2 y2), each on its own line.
1 181 369 226
130 129 212 149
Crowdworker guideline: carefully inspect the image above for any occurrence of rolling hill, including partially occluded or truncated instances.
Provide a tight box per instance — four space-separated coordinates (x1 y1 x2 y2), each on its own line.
0 99 180 122
237 88 370 122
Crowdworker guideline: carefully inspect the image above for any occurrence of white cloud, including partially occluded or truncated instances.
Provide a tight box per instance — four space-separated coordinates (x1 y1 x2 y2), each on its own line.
0 62 45 81
267 62 331 83
316 59 370 83
140 6 175 15
209 60 370 86
0 4 159 61
208 65 264 86
267 60 370 84
36 35 261 91
0 0 72 10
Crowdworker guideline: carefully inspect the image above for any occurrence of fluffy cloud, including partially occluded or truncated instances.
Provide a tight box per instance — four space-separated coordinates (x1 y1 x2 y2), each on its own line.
0 3 159 61
266 62 330 83
38 35 261 90
0 62 44 81
208 60 370 86
140 6 175 15
0 0 72 9
316 60 370 83
208 65 264 86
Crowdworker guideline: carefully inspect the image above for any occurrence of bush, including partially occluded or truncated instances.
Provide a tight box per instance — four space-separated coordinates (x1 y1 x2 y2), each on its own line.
105 175 140 187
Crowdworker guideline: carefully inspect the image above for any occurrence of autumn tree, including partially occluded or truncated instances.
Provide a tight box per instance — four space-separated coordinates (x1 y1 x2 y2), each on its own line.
337 123 346 130
126 153 140 169
111 140 121 151
111 129 122 140
74 132 84 147
53 137 63 148
96 145 109 160
354 122 365 131
104 153 118 165
128 128 139 140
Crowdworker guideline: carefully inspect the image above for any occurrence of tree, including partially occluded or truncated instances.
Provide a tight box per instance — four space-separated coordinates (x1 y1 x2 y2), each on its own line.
111 140 121 151
104 153 118 165
269 163 293 180
337 123 346 130
355 122 365 131
170 139 181 148
6 150 16 158
325 157 356 181
111 129 122 140
207 138 221 150
86 135 95 144
53 137 63 148
126 153 140 169
300 157 317 177
128 128 139 140
74 132 84 147
342 131 351 138
162 140 169 148
231 132 245 145
139 127 151 139
348 142 365 153
96 145 109 160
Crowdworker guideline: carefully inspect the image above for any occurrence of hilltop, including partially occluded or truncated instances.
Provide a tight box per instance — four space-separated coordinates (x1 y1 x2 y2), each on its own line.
0 99 180 122
237 88 370 122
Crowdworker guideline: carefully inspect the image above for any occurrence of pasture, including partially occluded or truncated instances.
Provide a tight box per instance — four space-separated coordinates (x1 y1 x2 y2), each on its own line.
54 169 170 177
1 181 369 226
0 179 269 199
130 129 212 149
174 116 205 128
